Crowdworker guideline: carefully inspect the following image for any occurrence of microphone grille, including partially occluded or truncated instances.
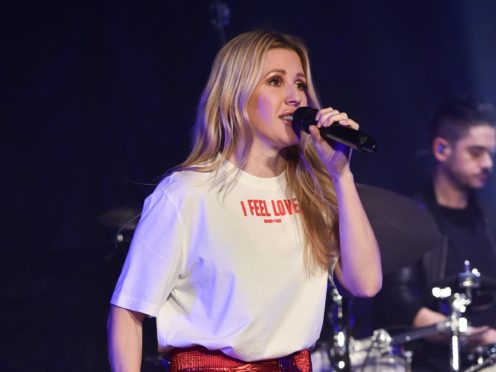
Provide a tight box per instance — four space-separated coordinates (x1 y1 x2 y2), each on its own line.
292 107 318 134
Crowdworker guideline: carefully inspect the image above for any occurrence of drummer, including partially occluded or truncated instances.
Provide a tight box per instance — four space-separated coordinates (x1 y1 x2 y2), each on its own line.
380 96 496 371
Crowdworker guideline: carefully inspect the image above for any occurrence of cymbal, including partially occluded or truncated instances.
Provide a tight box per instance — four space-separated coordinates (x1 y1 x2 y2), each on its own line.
98 207 140 231
357 184 439 275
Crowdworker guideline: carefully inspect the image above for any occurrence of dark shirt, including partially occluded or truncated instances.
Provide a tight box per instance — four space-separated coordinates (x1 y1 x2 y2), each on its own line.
435 202 496 328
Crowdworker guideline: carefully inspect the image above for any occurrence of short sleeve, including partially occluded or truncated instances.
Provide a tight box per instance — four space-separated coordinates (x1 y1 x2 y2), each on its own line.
111 186 186 317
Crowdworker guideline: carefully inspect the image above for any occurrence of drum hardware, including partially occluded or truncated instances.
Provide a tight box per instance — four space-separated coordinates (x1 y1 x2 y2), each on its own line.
390 321 450 345
463 344 496 372
323 306 447 371
384 262 492 372
348 329 411 372
433 270 496 312
458 260 481 301
349 328 392 365
431 260 480 371
330 259 483 372
348 320 471 372
328 286 351 371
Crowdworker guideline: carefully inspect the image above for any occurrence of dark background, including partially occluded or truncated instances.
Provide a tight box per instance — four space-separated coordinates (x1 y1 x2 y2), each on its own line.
2 1 496 371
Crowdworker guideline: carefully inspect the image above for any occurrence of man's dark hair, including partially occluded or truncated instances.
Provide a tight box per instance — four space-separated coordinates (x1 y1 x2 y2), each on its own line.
430 96 495 144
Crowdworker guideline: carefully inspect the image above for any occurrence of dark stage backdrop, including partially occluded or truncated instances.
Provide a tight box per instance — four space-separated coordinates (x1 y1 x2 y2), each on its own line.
3 1 496 371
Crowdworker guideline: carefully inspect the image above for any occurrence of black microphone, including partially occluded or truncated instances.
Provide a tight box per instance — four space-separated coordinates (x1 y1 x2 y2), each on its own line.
291 107 378 153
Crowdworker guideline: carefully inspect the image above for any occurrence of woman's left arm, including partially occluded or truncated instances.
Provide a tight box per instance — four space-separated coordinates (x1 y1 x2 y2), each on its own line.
309 107 382 297
332 169 382 297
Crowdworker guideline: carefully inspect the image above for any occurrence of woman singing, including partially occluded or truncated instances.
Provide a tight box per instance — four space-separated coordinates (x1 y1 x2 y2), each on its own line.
108 30 382 371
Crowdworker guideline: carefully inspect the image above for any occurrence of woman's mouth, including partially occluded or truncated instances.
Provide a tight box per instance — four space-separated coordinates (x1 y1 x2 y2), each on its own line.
280 114 293 125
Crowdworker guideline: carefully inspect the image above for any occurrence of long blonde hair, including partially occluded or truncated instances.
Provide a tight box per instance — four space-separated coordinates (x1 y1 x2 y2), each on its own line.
178 30 339 272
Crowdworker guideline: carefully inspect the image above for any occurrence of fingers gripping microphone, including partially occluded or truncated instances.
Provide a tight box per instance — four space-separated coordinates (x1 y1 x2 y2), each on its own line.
291 107 378 153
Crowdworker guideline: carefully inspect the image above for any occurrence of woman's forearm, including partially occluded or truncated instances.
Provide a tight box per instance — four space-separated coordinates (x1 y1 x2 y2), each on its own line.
107 305 145 372
333 170 382 297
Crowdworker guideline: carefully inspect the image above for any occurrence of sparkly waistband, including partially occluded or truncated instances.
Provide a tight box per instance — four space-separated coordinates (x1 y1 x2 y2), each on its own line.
168 346 311 372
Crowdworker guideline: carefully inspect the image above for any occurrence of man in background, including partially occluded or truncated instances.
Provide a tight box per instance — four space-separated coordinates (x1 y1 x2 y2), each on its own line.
379 96 496 371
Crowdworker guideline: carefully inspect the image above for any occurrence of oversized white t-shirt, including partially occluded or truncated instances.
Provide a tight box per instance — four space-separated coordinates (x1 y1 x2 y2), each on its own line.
111 162 329 361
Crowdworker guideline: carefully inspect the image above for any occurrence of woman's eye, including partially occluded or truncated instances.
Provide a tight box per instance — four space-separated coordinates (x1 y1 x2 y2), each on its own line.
268 77 282 86
296 81 307 90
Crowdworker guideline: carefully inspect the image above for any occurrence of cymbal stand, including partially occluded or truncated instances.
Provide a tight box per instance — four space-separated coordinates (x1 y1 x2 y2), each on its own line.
432 260 480 372
328 286 351 371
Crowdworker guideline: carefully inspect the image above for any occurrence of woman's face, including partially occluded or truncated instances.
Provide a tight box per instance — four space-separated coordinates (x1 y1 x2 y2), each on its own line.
246 48 308 153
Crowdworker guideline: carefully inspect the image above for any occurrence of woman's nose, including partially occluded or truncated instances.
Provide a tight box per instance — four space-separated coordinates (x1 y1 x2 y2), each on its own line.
285 85 303 106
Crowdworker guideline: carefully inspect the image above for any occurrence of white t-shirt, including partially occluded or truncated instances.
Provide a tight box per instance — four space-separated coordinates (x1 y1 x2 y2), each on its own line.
111 162 329 361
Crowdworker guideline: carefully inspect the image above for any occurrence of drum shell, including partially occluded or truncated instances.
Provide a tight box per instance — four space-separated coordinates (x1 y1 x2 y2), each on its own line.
350 351 406 372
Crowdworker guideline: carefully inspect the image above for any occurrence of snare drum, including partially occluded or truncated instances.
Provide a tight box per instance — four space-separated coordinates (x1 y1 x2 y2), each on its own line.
311 345 407 372
349 335 408 372
350 349 407 372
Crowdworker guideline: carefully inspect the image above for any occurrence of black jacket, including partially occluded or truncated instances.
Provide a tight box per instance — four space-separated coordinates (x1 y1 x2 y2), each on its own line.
376 185 496 328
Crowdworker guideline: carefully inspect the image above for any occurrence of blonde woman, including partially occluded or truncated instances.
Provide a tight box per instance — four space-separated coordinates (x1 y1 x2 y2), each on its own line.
108 30 382 371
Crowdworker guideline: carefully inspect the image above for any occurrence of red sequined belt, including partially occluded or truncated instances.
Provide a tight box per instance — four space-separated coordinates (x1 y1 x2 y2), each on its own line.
168 346 312 372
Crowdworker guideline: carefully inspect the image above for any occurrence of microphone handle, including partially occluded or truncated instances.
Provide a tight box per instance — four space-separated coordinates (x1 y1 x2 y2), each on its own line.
319 125 377 153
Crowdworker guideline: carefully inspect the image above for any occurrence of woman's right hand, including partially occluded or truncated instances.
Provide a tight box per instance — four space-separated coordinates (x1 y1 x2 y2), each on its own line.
307 107 357 179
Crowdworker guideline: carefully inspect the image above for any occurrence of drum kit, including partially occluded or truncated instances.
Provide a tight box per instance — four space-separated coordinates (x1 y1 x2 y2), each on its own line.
312 185 496 372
